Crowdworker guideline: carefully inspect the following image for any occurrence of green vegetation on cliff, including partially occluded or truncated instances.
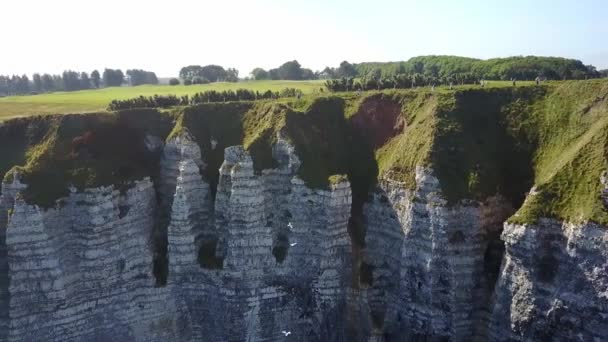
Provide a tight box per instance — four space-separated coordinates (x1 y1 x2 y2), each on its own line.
360 80 608 225
2 79 607 225
3 110 175 207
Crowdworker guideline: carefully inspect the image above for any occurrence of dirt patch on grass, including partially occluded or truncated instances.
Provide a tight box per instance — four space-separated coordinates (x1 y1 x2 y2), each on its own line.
351 96 405 149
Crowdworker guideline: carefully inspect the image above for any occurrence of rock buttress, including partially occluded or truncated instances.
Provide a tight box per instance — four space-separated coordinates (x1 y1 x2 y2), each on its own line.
362 167 513 341
3 178 188 342
489 220 608 341
166 140 354 341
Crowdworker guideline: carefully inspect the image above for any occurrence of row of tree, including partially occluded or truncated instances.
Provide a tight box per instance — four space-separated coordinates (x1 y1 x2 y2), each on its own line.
0 69 158 96
249 56 604 82
324 73 482 92
250 60 316 80
0 72 98 95
107 88 304 110
351 56 602 81
178 65 239 83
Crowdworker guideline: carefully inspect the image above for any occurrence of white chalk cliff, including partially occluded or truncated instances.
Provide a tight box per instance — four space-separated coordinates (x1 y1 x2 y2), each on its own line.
0 134 606 341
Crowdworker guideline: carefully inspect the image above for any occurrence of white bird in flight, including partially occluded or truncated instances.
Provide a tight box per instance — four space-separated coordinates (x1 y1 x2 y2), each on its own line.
281 330 291 336
290 242 297 247
287 222 293 229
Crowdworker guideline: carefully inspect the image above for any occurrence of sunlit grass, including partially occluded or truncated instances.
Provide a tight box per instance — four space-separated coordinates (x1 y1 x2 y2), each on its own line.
0 80 326 120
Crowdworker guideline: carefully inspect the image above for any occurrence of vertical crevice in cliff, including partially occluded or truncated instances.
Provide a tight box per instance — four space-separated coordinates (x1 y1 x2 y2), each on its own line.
470 196 517 340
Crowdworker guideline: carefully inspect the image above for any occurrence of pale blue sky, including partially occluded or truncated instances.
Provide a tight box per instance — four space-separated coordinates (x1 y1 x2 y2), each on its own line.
1 0 606 77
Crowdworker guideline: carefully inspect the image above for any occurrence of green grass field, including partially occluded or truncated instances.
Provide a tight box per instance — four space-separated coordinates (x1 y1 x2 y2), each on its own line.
0 80 326 121
0 79 537 121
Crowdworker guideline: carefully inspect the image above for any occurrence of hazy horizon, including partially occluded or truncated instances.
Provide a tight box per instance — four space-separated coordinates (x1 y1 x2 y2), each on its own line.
2 0 607 77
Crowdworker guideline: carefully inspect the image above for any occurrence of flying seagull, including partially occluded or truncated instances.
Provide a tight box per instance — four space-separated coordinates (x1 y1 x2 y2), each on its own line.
281 331 291 336
290 242 298 247
287 222 293 229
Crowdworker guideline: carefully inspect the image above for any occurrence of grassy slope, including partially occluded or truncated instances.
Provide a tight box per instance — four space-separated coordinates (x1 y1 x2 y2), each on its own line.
0 80 325 121
508 80 608 224
369 80 607 225
3 110 176 207
1 79 606 225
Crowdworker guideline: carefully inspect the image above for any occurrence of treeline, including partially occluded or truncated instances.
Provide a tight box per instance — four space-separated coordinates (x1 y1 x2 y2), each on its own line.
249 60 316 80
324 73 479 92
0 68 158 96
179 65 239 84
350 56 601 81
107 87 304 110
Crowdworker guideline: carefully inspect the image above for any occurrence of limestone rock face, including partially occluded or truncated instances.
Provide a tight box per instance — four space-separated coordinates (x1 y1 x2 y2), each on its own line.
0 135 606 341
0 178 187 342
165 138 354 341
489 220 608 341
0 172 27 342
361 167 512 341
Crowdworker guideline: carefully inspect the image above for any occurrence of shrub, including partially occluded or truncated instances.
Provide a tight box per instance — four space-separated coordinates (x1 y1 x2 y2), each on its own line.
168 78 180 86
192 76 210 84
183 79 193 86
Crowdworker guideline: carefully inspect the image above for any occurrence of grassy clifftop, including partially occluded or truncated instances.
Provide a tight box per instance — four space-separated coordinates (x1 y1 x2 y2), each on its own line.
1 79 607 225
363 80 607 225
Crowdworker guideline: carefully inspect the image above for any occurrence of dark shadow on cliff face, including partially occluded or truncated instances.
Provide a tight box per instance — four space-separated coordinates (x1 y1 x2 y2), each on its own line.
432 88 543 207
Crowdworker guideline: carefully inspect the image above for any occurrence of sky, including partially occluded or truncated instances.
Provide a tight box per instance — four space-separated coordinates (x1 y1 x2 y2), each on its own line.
1 0 607 77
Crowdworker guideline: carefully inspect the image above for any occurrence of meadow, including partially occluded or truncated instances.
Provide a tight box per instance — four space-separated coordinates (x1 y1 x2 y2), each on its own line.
0 79 537 121
0 80 326 120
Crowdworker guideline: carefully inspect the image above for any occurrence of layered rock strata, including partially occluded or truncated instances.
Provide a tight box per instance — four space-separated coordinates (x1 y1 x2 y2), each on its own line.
361 167 512 341
164 134 354 341
0 135 606 341
489 220 608 341
0 177 186 342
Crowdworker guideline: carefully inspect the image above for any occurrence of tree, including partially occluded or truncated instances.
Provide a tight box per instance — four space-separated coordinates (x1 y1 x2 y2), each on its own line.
80 72 91 89
268 68 280 80
179 64 230 82
337 61 357 78
179 65 204 80
277 60 302 80
91 70 101 88
250 68 268 80
200 65 227 82
16 75 31 94
126 69 158 86
41 74 54 92
300 68 316 80
32 73 42 92
62 71 81 91
191 76 209 84
52 75 64 91
319 67 336 79
103 68 124 87
225 68 239 82
169 78 180 85
600 69 608 78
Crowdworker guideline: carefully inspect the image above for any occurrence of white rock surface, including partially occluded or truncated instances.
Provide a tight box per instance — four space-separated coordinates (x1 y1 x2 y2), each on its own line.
0 137 606 342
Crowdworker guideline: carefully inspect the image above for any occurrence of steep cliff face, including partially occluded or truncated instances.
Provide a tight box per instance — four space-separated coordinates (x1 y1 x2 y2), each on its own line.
0 80 607 341
489 220 608 341
361 167 515 341
0 176 186 342
164 134 354 341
